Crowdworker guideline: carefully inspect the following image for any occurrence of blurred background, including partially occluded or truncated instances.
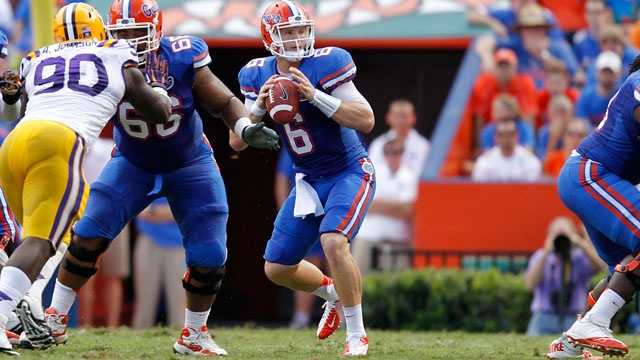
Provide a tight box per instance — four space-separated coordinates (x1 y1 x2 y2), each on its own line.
3 0 640 335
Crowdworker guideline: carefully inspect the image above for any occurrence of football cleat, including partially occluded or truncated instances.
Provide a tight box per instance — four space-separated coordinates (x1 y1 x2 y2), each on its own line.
565 314 628 357
16 300 55 349
316 300 341 340
343 335 368 357
547 334 601 359
173 326 228 357
42 307 69 345
5 331 18 347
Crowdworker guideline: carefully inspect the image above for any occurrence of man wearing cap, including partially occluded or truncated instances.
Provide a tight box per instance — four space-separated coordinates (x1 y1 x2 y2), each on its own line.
573 0 613 70
576 51 622 126
584 25 639 84
0 30 20 123
470 48 538 136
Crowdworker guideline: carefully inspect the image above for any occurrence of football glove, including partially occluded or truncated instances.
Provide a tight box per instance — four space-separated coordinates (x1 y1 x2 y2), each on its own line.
144 52 169 90
242 122 280 151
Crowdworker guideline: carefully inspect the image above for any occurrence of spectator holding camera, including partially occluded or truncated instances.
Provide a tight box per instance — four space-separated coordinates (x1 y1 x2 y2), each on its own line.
524 217 605 336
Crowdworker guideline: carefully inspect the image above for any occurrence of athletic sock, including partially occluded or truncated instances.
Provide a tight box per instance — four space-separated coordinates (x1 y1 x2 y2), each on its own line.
343 304 366 338
312 276 338 302
0 267 31 326
50 279 77 315
185 309 210 329
587 288 625 328
27 249 63 302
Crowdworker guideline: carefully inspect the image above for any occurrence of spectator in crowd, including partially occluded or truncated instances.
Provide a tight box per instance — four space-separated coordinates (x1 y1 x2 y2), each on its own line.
573 0 613 70
472 120 542 182
132 198 186 329
0 0 12 40
536 94 576 159
354 139 418 275
467 0 566 42
576 51 622 126
544 119 590 177
274 149 326 329
525 217 605 335
585 24 638 84
475 4 579 90
368 98 429 173
537 62 579 128
606 0 639 24
469 48 538 134
480 94 535 151
78 137 130 328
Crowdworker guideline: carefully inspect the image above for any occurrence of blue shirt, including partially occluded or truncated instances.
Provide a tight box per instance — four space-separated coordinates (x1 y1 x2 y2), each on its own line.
606 0 639 23
575 84 617 127
572 30 602 69
480 119 535 150
238 47 368 178
135 198 182 248
113 36 212 172
584 46 639 85
276 149 295 186
578 70 640 183
489 7 566 42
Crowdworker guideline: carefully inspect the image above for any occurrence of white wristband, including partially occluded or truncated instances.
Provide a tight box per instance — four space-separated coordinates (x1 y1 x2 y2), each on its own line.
310 89 342 118
234 117 252 137
250 101 267 118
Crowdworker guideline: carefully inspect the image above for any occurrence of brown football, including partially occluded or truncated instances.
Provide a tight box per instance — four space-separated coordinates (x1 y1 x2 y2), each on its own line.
265 77 300 125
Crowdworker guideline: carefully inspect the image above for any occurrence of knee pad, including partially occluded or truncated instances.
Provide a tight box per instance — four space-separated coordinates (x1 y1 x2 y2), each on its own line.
62 235 110 278
182 266 225 295
615 254 640 290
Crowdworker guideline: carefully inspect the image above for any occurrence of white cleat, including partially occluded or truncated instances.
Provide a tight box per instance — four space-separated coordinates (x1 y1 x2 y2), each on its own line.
173 326 228 357
316 300 341 340
564 313 628 357
43 307 68 345
547 334 601 359
343 335 368 357
0 314 19 356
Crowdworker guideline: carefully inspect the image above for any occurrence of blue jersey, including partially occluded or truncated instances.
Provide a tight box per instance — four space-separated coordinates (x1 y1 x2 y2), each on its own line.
238 47 367 177
577 71 640 183
113 36 212 172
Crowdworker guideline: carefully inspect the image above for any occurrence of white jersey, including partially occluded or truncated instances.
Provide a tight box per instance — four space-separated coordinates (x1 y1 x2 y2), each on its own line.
19 39 137 144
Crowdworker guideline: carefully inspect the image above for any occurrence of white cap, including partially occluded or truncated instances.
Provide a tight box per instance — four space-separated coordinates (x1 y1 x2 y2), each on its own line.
595 51 622 73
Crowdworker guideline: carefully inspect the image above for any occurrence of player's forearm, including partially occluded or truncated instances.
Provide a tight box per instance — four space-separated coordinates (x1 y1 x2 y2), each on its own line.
221 96 251 131
229 130 248 151
331 101 374 133
524 251 548 291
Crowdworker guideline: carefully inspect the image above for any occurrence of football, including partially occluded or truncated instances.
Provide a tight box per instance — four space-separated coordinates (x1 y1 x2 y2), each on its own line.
265 77 300 125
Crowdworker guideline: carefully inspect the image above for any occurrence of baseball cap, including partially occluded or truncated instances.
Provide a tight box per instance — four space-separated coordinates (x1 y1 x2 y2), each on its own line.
516 3 551 29
595 51 622 73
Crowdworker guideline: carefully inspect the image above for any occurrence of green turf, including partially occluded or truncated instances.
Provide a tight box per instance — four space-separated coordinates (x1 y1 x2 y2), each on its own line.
9 327 640 359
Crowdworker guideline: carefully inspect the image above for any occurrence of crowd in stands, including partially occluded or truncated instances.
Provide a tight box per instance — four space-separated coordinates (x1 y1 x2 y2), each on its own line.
468 0 639 182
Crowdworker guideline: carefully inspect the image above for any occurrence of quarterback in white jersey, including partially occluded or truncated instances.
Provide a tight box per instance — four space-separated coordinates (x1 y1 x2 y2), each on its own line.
0 3 171 354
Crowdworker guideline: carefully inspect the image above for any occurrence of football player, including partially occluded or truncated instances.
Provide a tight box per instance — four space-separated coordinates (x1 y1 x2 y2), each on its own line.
547 54 640 358
0 2 172 355
235 1 375 356
0 29 21 122
44 0 279 357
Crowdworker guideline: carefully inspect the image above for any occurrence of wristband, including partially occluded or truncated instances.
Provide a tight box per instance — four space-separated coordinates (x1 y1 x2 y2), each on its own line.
234 117 252 137
251 101 267 118
310 89 342 118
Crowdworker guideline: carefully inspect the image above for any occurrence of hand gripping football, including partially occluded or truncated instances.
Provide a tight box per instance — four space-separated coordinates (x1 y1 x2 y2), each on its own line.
265 77 300 125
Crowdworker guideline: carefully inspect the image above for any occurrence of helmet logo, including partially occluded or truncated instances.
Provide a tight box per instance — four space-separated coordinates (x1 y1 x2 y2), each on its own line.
262 14 281 25
141 3 158 17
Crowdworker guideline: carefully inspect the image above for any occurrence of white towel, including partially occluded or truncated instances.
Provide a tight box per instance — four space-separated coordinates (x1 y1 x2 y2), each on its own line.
293 173 324 218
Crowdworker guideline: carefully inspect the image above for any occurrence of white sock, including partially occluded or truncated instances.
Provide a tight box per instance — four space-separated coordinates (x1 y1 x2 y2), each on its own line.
343 304 366 338
587 289 625 328
50 279 76 315
185 309 210 329
26 249 63 302
0 267 32 325
312 276 339 302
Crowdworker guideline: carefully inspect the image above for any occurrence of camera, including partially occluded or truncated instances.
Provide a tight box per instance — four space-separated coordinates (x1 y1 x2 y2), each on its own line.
553 234 571 258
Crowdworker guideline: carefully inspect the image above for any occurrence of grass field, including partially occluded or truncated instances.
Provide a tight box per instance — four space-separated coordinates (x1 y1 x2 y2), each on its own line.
9 327 640 359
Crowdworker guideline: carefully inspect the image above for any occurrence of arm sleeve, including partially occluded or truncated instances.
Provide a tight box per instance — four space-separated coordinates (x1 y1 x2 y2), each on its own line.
330 81 373 112
111 40 138 69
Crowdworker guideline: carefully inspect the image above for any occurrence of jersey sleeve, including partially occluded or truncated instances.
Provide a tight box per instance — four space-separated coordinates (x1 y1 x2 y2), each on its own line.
187 36 211 69
107 39 139 69
237 63 260 101
316 47 357 93
19 55 32 80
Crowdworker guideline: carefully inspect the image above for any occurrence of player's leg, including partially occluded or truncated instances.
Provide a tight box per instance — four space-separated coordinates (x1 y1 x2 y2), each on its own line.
319 160 375 357
552 157 640 356
47 155 156 343
0 122 85 354
290 247 323 329
163 154 230 356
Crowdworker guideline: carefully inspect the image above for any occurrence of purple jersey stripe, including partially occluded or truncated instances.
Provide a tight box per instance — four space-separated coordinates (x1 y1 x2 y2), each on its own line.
48 137 81 241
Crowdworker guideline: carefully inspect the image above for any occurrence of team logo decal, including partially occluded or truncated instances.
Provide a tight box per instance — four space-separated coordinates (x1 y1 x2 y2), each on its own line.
166 76 175 90
142 3 159 17
262 14 281 24
361 159 374 175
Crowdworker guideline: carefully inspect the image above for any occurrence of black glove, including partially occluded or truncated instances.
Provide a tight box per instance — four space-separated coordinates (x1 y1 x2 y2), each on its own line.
242 122 280 151
0 71 21 105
